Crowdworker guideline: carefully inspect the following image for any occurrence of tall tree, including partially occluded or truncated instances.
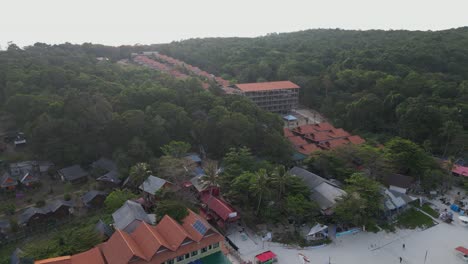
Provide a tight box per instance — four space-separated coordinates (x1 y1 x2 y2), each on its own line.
250 169 270 215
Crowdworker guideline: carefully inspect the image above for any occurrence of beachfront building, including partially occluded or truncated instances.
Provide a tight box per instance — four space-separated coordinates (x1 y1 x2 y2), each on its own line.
234 81 300 114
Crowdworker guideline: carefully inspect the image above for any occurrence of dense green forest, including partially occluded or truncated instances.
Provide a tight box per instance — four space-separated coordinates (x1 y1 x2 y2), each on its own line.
0 43 291 169
154 28 468 158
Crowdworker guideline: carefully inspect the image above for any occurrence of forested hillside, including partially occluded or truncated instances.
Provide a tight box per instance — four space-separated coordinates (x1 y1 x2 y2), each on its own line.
0 43 291 168
156 28 468 157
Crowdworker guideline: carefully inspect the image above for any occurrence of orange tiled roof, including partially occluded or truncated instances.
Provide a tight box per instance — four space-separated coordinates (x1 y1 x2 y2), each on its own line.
130 221 170 260
283 128 295 138
348 135 366 145
182 209 217 242
286 123 365 156
297 143 322 155
71 247 105 264
36 209 226 264
35 256 71 264
330 128 351 138
235 81 300 92
102 229 147 264
155 215 193 250
289 136 309 147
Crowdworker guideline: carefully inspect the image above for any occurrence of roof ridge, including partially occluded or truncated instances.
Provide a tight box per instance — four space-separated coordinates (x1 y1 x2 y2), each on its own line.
116 229 145 260
162 215 194 243
142 221 168 249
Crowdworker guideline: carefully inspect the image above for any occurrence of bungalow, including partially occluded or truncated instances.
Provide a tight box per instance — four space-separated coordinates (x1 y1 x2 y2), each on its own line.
139 175 172 203
95 219 114 239
18 207 48 226
189 174 220 197
18 200 74 226
382 174 415 194
45 200 74 219
112 200 156 233
81 190 107 208
382 188 416 220
0 172 17 190
96 170 121 187
36 209 226 264
185 153 202 166
20 172 39 187
58 165 88 184
200 193 239 228
289 166 346 215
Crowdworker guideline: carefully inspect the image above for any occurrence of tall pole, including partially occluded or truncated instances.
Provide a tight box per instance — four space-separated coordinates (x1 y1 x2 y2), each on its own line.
424 250 428 264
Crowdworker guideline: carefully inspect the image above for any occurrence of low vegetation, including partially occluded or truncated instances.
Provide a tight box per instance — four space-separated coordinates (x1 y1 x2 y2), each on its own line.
397 208 435 229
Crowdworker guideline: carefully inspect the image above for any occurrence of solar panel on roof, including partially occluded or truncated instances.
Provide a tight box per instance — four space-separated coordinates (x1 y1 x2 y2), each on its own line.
192 220 208 235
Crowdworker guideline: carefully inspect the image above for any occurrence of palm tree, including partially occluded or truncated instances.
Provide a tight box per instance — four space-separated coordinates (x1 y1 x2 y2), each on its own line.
250 169 270 215
200 161 220 197
444 156 456 191
129 162 151 188
271 166 290 201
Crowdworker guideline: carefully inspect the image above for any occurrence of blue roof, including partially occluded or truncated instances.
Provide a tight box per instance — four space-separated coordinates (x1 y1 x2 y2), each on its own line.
194 167 205 176
283 115 297 121
186 153 202 163
292 152 307 161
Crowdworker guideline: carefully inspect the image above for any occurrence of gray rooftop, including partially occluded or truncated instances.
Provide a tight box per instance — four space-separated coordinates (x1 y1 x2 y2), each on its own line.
97 170 121 184
112 200 153 232
58 165 88 181
289 166 346 211
190 174 206 192
18 207 47 225
45 199 74 213
81 190 107 205
139 175 168 195
91 158 117 172
383 188 416 211
95 219 114 238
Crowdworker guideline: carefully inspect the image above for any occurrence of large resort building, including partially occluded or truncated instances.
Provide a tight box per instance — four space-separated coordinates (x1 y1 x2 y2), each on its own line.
35 209 226 264
234 81 300 114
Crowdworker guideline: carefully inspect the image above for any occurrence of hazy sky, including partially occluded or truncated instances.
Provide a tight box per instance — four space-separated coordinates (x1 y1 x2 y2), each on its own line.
1 0 467 48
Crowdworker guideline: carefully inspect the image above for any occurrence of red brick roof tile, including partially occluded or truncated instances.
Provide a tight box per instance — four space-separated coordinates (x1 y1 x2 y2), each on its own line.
155 215 193 251
289 136 309 147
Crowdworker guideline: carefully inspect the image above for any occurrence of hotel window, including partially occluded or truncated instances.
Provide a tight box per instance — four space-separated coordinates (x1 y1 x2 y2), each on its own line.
166 260 174 264
185 253 190 259
208 245 212 250
191 250 198 257
177 255 184 261
213 242 220 248
201 247 207 253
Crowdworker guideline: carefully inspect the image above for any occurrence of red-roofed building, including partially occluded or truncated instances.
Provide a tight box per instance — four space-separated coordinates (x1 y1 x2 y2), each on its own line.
285 122 366 158
201 194 240 228
452 165 468 177
298 144 323 155
234 81 300 113
283 127 295 138
348 135 366 145
36 209 226 264
289 136 309 147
